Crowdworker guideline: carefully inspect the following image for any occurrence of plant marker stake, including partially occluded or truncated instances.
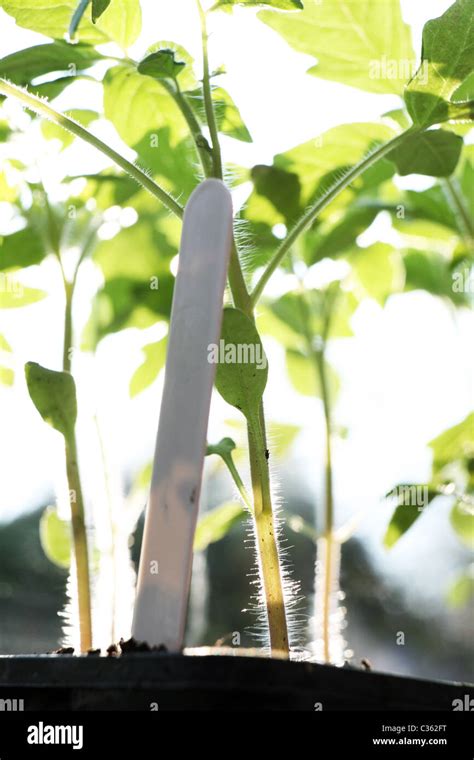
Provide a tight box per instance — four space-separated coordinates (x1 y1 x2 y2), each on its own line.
132 179 233 650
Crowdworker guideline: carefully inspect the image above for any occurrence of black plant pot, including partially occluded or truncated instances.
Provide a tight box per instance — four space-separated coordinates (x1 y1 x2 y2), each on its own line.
0 650 472 711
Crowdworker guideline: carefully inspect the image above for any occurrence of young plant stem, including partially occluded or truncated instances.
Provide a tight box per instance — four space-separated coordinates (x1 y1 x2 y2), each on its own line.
196 0 223 179
221 453 253 511
160 78 214 177
65 433 93 652
0 79 184 219
248 409 289 654
57 221 93 652
295 274 335 663
195 1 289 656
251 128 417 305
314 347 334 663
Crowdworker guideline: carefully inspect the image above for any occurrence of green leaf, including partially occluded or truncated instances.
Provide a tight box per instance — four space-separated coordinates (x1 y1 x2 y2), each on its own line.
138 49 186 80
399 186 458 232
215 307 268 421
39 506 71 568
0 228 46 271
306 203 380 264
93 213 179 280
389 130 463 177
194 502 245 552
350 243 404 304
450 500 474 548
103 64 186 145
0 41 103 86
447 567 474 607
403 250 467 305
25 361 77 443
0 366 14 386
213 0 302 9
42 109 98 148
0 282 47 308
0 334 14 385
286 348 340 401
430 413 474 472
188 86 252 143
251 164 302 225
129 338 167 397
133 128 199 201
206 436 237 459
260 0 415 94
285 349 315 396
405 0 474 127
0 335 12 353
140 41 197 91
0 0 141 46
275 123 396 205
384 484 438 548
82 277 174 349
92 0 110 22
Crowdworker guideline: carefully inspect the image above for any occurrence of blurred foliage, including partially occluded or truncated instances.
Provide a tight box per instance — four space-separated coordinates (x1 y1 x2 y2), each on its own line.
0 0 473 650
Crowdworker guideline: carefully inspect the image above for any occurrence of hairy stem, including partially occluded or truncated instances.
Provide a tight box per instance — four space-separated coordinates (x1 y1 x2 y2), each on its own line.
160 78 214 177
193 0 288 656
251 128 416 305
0 79 183 218
315 348 334 663
248 409 289 655
66 433 93 652
197 1 223 179
58 222 94 652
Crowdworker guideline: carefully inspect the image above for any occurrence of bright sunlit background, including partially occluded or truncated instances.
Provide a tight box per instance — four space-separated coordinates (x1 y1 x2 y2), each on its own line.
0 0 472 677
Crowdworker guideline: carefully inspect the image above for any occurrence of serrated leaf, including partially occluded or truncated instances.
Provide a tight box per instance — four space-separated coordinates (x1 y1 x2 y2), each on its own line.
450 501 474 548
103 64 186 145
389 130 463 177
141 41 197 91
215 307 268 421
129 338 167 397
40 506 71 568
275 123 396 205
405 0 474 127
188 86 252 143
260 0 415 94
194 502 245 552
25 362 77 443
138 49 186 80
0 0 141 47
